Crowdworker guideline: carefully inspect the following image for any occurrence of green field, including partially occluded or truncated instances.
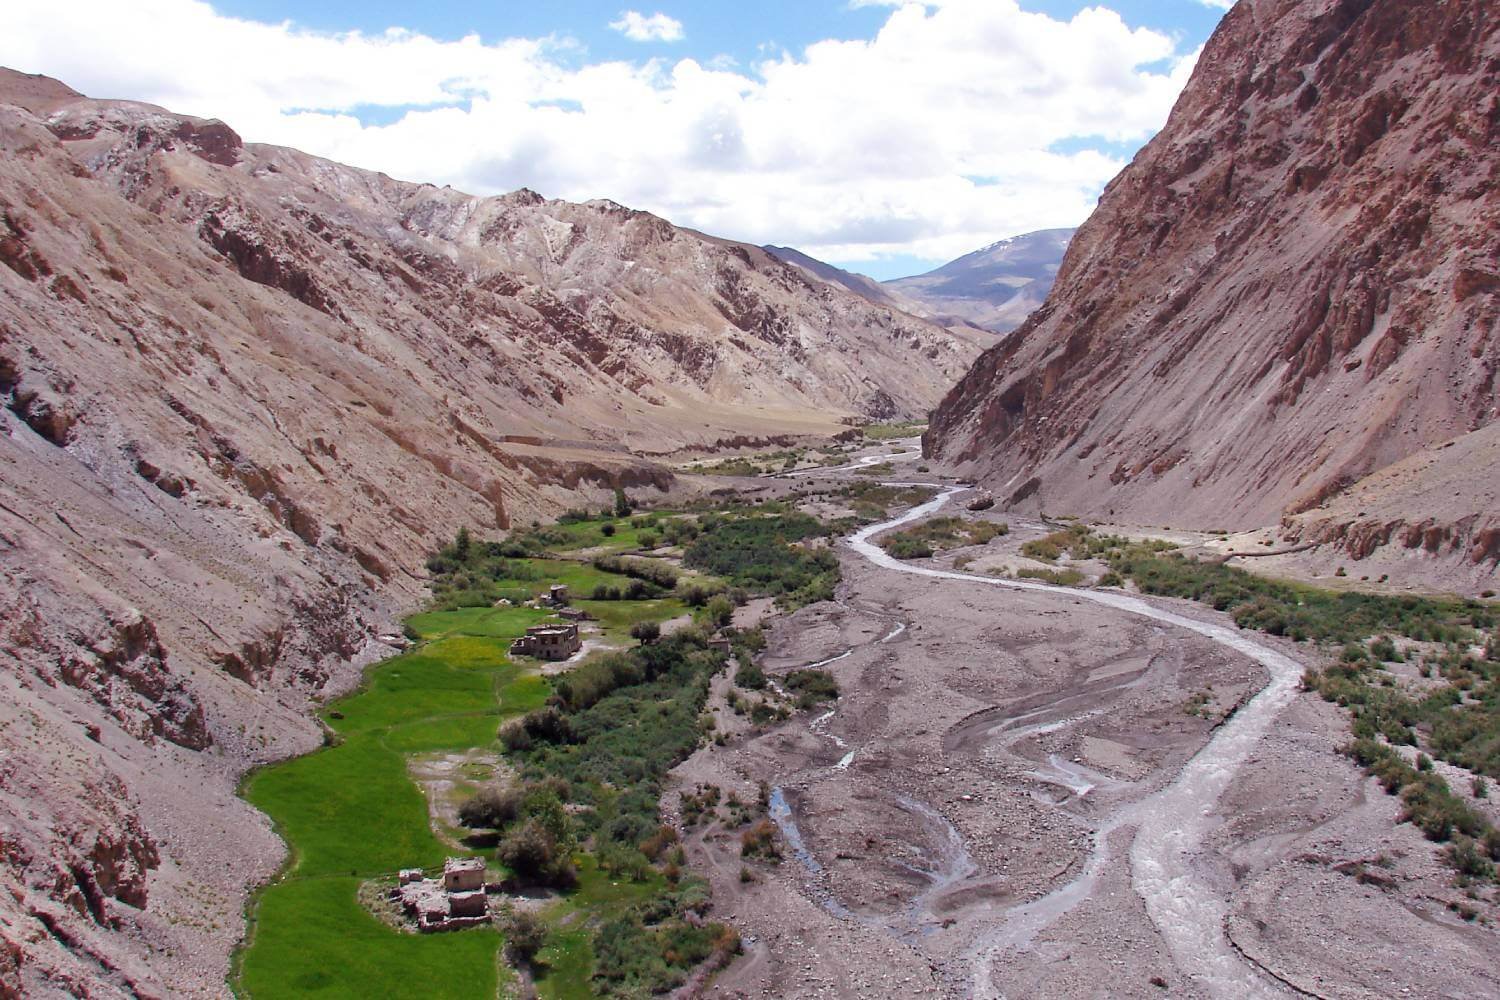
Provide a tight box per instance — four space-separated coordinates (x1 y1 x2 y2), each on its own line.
233 540 702 1000
235 607 550 999
232 507 848 998
861 420 928 440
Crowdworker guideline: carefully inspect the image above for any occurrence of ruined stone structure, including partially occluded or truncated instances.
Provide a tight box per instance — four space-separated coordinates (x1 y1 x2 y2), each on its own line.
509 622 582 661
392 858 492 933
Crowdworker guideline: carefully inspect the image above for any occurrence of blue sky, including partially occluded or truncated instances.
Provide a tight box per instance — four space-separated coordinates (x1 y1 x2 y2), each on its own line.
2 1 1232 278
211 2 1226 71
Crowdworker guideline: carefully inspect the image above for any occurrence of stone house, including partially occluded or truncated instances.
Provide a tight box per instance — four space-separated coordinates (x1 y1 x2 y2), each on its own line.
443 856 485 893
509 622 582 660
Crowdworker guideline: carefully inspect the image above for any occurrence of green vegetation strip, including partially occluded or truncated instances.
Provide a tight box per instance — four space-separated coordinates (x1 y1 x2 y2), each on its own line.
235 607 550 998
238 505 848 998
861 420 928 440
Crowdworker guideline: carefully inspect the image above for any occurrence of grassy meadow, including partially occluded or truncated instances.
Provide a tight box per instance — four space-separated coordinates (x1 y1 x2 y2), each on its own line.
234 607 550 998
234 505 840 997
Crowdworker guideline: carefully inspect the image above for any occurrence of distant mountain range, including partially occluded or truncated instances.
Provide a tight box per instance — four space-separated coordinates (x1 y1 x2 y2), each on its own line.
766 228 1075 334
760 245 905 310
883 229 1075 332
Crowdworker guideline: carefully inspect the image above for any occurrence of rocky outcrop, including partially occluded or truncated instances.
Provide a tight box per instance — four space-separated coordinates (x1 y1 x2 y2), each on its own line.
926 0 1499 540
1278 421 1500 590
0 67 985 995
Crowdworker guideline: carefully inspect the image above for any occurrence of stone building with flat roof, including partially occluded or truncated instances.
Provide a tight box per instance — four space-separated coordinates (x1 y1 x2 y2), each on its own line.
509 622 582 660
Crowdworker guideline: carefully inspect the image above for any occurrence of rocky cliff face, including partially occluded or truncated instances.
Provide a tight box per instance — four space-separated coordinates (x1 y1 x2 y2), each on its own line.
0 69 980 996
927 0 1498 574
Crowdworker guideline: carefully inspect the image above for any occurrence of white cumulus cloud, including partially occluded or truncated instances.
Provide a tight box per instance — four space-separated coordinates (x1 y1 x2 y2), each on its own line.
0 0 1201 267
609 11 685 43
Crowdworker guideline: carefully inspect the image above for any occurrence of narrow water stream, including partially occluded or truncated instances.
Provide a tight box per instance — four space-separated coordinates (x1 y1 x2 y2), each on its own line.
843 485 1303 999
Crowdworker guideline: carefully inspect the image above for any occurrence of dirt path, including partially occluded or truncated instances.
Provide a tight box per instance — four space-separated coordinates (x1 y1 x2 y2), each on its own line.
848 485 1304 998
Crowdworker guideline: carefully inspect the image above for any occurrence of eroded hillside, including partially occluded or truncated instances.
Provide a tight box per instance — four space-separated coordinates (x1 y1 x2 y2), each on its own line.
0 69 980 996
927 0 1498 579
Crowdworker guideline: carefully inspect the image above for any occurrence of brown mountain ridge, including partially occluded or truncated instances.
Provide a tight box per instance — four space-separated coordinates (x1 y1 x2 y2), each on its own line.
926 0 1498 586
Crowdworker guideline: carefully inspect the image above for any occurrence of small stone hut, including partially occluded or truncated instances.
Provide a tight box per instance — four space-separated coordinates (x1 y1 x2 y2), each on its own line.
443 857 485 893
393 856 493 933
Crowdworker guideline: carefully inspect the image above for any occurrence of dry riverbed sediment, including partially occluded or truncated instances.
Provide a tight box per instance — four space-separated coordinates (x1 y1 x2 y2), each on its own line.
668 470 1500 999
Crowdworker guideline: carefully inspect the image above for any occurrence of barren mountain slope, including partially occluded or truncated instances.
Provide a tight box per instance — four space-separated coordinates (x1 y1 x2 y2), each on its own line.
762 245 905 310
926 0 1498 572
885 227 1074 333
0 70 979 997
1279 422 1500 590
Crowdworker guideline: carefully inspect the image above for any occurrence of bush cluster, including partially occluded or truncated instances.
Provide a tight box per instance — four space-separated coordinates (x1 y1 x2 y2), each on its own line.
456 778 578 888
593 554 681 589
590 895 737 996
739 819 781 860
683 513 840 610
784 669 839 709
423 528 551 609
1018 567 1086 586
1340 740 1498 877
881 516 1007 560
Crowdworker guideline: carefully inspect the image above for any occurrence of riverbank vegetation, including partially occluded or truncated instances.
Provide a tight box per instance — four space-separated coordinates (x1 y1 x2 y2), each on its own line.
879 515 1007 559
861 419 927 440
1045 525 1500 882
683 511 840 609
474 626 749 994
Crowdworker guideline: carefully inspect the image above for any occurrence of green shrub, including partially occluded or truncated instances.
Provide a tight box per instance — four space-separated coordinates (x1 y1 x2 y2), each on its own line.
785 669 838 709
458 785 524 829
590 909 731 996
704 594 735 628
1444 837 1496 879
740 819 781 860
880 517 1006 559
497 818 576 888
1021 525 1091 563
1018 567 1085 586
498 903 548 965
884 535 933 559
734 661 767 690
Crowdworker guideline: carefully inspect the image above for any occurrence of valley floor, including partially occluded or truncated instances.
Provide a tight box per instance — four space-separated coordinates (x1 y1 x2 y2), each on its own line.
671 463 1500 999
